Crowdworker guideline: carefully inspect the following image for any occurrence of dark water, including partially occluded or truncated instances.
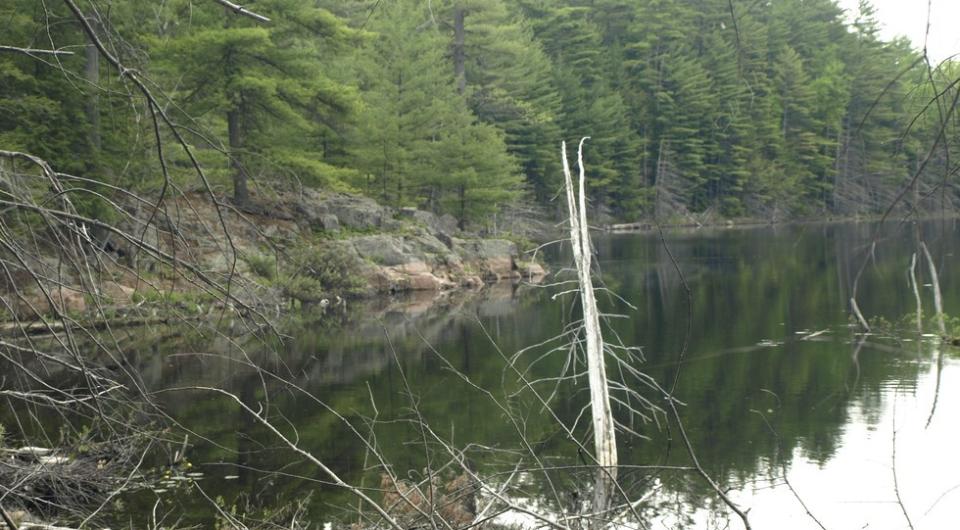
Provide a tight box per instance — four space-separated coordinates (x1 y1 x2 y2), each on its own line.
11 220 960 529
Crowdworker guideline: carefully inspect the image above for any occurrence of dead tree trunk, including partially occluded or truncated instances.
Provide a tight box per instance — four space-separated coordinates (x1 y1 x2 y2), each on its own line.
909 252 922 334
561 139 618 517
920 242 946 336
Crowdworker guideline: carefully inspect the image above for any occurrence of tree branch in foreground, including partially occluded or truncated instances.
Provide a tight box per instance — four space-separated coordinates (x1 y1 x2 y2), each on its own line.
213 0 271 23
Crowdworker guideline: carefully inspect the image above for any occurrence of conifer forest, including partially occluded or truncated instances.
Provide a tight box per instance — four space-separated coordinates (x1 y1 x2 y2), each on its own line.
3 0 958 225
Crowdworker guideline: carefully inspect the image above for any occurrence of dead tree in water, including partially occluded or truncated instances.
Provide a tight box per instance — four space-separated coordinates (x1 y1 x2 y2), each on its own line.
561 138 618 517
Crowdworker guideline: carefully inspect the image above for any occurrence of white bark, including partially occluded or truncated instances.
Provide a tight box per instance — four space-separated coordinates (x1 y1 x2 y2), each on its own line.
920 242 946 336
909 252 922 334
850 297 870 332
561 139 618 473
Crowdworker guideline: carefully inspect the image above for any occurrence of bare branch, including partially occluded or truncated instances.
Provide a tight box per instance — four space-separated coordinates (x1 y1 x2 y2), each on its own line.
892 400 915 530
184 386 405 530
0 45 74 56
213 0 271 23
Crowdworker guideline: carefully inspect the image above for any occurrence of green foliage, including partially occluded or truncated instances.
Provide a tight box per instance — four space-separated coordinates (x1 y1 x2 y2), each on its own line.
279 244 364 301
341 0 522 227
1 0 954 226
941 315 960 340
0 3 93 175
149 0 359 200
244 252 277 281
131 289 217 314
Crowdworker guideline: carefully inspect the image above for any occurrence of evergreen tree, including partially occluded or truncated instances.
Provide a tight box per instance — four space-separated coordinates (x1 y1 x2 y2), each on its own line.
151 0 357 204
437 0 563 203
0 1 91 174
345 0 520 226
2 0 952 222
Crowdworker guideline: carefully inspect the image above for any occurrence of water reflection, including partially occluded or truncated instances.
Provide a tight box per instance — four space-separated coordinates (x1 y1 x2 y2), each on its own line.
7 220 958 528
157 221 960 528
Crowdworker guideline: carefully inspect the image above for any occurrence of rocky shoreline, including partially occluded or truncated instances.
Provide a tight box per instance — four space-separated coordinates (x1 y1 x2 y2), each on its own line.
1 189 549 322
219 188 548 295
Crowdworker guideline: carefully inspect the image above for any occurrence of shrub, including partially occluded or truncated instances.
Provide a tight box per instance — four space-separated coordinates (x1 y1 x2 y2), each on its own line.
244 252 277 281
278 244 364 302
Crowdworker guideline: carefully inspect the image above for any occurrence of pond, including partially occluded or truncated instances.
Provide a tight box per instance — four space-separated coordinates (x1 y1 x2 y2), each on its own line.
8 220 960 529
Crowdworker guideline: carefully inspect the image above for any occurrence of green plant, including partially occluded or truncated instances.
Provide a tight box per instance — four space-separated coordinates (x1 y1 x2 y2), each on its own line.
943 315 960 340
279 244 364 302
244 252 277 281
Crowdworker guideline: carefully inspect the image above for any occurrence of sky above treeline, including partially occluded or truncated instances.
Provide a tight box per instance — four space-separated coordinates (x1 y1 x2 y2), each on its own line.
838 0 960 63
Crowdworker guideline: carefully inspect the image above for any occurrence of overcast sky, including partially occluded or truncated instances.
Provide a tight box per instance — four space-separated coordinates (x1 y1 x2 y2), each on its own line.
836 0 960 63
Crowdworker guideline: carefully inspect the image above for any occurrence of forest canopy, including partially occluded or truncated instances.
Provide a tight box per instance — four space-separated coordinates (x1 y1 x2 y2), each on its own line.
1 0 957 225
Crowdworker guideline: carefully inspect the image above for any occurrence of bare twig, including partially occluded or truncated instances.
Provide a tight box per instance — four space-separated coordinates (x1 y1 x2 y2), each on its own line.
751 409 827 530
891 400 915 530
212 0 271 23
651 207 751 530
185 386 405 530
0 45 74 56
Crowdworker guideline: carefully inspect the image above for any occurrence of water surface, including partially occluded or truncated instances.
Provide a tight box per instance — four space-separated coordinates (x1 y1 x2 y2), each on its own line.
15 220 960 529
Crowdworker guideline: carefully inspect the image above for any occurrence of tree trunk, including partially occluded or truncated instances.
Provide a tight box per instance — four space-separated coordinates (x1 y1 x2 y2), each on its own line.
453 6 466 95
458 184 466 230
654 138 665 220
561 139 618 519
84 15 100 153
228 108 248 205
920 242 946 336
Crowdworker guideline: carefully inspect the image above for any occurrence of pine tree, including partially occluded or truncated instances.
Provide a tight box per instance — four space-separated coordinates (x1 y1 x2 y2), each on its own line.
529 2 646 215
0 1 91 175
437 0 563 203
345 0 520 227
151 0 357 205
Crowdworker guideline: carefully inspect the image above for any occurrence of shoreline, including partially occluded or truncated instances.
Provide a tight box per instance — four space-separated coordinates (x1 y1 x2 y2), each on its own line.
3 186 954 330
604 213 960 234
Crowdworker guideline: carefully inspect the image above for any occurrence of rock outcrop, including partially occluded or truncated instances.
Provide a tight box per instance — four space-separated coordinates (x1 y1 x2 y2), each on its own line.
1 189 548 321
270 189 544 294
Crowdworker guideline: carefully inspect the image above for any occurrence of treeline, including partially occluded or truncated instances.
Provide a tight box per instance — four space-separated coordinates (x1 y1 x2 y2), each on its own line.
2 0 957 225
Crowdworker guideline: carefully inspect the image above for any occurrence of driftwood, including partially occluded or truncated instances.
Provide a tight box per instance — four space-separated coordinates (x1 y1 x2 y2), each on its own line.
2 506 81 530
0 440 146 526
0 314 200 337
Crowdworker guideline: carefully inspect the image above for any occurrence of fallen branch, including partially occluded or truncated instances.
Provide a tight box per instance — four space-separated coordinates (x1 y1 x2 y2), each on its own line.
0 314 192 337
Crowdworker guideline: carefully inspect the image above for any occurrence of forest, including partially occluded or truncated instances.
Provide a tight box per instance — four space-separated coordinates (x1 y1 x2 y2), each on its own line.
4 2 960 530
3 0 958 228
